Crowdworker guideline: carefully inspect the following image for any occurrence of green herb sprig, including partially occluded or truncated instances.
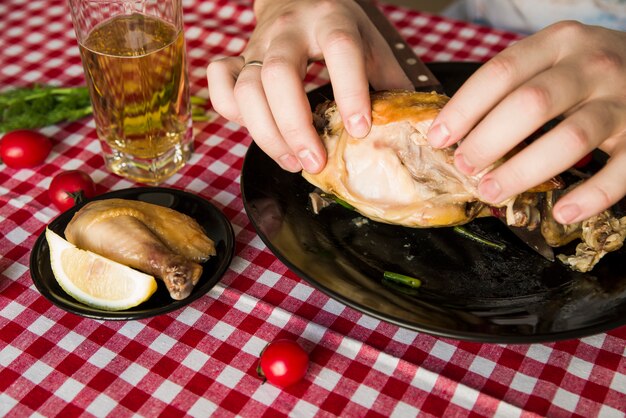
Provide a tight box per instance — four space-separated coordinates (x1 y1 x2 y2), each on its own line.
0 85 92 133
0 85 210 133
453 226 507 251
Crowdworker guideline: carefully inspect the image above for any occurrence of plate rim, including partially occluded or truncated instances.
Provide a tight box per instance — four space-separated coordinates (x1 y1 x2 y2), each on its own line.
29 186 235 321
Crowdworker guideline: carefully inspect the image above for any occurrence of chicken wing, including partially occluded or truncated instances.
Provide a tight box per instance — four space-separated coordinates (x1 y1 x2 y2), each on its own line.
65 198 216 300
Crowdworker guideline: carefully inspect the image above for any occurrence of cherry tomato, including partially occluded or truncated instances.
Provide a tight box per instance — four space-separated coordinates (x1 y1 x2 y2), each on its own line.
574 152 593 168
0 130 52 168
257 339 309 388
49 170 97 211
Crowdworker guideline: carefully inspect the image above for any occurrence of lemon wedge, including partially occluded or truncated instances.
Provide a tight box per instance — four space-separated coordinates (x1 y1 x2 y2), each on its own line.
46 228 158 311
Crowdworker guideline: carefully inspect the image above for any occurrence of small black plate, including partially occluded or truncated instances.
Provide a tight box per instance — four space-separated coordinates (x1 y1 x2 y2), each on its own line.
240 62 626 343
30 187 235 320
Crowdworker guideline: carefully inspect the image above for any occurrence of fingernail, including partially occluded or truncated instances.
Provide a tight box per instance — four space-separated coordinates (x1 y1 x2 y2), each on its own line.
298 149 321 173
428 122 450 148
347 114 370 138
278 154 301 172
479 178 502 203
556 203 582 224
454 152 475 175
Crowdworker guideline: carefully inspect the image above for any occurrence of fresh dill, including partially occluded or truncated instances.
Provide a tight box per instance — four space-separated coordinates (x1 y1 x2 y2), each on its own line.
0 85 92 133
0 84 210 133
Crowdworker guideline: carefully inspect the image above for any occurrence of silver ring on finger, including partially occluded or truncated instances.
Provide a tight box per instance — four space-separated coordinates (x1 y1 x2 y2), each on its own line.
242 60 263 69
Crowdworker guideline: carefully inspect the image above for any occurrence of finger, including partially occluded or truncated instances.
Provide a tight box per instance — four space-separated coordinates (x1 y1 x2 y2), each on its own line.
427 23 573 148
553 141 626 224
261 34 327 173
234 61 303 172
207 56 245 123
315 15 372 138
476 99 622 205
453 59 590 175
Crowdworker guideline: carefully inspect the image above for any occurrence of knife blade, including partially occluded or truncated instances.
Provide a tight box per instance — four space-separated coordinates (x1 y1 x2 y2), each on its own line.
501 220 555 261
356 0 555 261
356 0 444 93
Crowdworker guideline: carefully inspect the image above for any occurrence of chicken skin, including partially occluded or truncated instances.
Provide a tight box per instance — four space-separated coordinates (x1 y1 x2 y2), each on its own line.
65 198 216 300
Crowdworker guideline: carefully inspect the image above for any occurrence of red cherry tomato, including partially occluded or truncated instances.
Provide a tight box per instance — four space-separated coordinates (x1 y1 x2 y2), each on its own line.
574 152 593 168
49 170 97 211
257 339 309 388
0 130 52 168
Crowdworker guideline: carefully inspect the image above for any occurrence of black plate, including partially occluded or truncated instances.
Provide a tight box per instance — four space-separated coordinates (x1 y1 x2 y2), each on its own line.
30 187 235 320
240 62 626 343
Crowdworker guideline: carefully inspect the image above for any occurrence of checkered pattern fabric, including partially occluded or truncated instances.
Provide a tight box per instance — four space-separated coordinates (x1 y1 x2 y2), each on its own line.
1 1 625 417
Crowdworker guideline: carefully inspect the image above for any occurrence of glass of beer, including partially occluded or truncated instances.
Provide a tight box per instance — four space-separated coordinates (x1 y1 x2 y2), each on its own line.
68 0 193 184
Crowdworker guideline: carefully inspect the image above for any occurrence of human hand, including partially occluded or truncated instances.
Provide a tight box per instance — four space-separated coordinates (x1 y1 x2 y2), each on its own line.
427 21 626 224
207 0 412 173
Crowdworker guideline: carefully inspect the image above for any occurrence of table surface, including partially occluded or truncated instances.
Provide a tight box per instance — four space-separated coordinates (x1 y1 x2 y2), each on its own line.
1 1 625 417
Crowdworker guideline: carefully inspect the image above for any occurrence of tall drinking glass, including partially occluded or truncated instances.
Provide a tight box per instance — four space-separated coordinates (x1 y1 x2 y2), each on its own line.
68 0 193 184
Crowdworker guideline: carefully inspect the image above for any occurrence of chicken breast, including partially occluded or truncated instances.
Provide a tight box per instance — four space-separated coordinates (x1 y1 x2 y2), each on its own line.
65 198 216 300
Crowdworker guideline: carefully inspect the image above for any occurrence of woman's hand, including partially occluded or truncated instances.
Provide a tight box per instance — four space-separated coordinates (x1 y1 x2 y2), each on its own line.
428 21 626 224
207 0 412 173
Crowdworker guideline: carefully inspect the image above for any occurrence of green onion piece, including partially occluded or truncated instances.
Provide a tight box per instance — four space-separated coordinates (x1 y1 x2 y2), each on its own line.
190 96 211 122
333 197 354 210
190 95 208 106
383 271 422 288
320 193 355 210
191 114 211 122
453 226 506 251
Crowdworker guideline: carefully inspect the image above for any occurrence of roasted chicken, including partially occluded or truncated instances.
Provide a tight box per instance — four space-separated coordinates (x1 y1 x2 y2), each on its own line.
304 90 626 272
65 199 216 300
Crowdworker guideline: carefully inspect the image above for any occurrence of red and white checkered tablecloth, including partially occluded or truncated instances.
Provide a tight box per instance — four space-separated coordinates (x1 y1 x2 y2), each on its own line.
1 0 625 417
